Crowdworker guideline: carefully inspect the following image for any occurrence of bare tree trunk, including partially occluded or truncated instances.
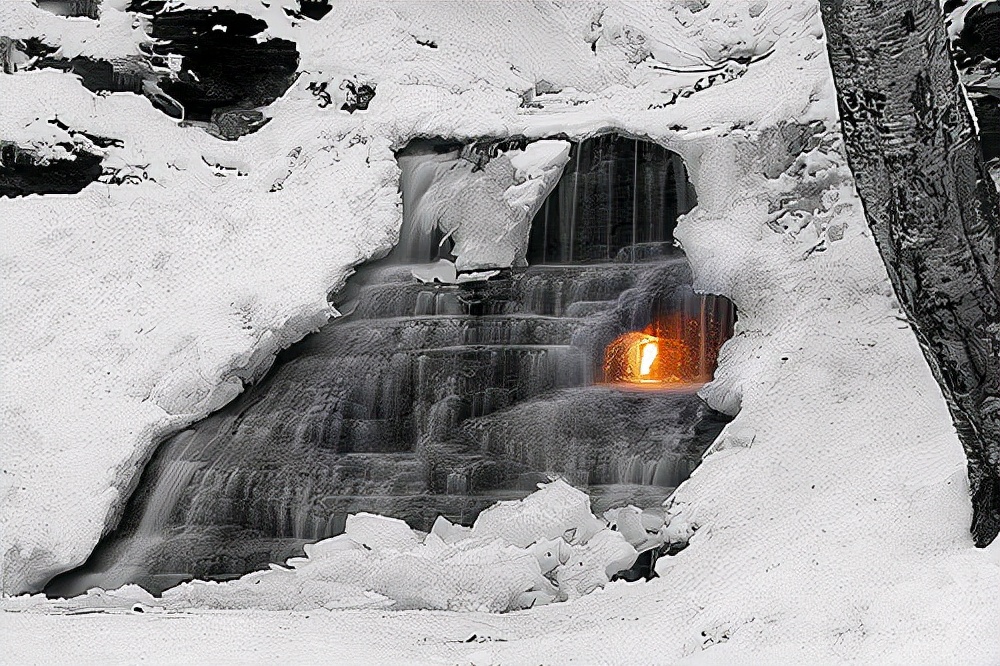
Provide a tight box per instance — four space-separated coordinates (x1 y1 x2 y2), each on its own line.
819 0 1000 546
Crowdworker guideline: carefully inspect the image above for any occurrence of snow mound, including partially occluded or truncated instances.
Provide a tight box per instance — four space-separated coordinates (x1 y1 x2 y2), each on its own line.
43 480 648 614
469 477 607 547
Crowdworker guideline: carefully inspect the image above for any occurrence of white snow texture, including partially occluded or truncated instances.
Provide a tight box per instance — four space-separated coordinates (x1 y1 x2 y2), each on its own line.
3 0 1000 663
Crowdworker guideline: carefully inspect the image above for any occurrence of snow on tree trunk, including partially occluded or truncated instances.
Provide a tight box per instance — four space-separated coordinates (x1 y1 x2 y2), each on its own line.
819 0 1000 545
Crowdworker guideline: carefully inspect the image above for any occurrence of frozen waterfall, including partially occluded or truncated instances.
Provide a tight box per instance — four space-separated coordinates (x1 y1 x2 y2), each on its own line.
47 134 734 597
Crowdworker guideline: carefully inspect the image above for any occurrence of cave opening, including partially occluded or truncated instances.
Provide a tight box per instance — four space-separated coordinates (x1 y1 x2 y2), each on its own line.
603 294 735 387
45 132 736 598
527 133 697 264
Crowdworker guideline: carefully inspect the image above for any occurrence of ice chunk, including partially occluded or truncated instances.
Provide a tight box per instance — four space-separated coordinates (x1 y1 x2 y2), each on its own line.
412 259 458 284
163 567 392 612
640 509 666 533
530 537 572 573
345 513 420 551
378 539 549 612
471 479 606 547
604 506 649 548
397 139 570 271
431 515 474 544
556 530 638 598
297 534 363 563
62 481 643 613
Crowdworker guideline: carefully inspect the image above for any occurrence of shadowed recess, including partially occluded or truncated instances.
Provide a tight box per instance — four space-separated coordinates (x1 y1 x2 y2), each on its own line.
948 1 1000 160
143 9 300 124
0 143 104 198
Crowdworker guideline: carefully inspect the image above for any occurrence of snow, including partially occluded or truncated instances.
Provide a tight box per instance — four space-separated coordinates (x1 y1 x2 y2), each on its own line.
3 0 1000 662
1 64 404 593
398 139 570 270
2 1 150 60
468 478 607 548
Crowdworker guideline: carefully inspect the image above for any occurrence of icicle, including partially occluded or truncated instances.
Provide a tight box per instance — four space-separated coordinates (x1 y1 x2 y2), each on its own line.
606 139 614 262
569 145 581 263
675 154 690 217
631 138 638 260
699 294 708 380
542 197 550 264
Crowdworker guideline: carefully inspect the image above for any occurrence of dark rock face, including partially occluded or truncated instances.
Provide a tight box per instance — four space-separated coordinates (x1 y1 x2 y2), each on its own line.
211 109 269 140
47 136 734 596
973 98 1000 161
144 9 300 122
291 0 333 22
37 0 100 18
340 81 376 113
32 56 147 94
0 143 103 198
527 134 697 264
17 6 300 138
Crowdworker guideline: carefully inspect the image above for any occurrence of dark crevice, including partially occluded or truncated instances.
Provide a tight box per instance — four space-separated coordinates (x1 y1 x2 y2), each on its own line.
145 10 300 124
46 118 123 149
1 143 104 198
26 5 300 139
33 56 147 94
951 2 1000 66
289 0 332 21
340 81 376 113
972 97 1000 161
527 133 697 264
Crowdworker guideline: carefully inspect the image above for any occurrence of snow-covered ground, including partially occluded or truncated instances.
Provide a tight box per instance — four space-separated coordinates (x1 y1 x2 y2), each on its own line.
3 0 1000 662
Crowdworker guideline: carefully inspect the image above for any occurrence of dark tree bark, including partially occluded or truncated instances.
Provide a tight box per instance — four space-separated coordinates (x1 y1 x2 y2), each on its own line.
819 0 1000 545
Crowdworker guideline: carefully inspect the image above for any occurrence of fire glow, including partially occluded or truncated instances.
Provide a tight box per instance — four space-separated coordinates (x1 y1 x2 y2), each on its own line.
604 330 689 385
603 300 735 386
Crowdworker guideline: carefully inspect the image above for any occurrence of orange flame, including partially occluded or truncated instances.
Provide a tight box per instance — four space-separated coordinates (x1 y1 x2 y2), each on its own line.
603 330 689 384
603 306 731 386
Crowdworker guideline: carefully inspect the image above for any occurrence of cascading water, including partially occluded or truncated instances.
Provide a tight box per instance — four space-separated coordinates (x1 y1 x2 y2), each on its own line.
527 133 696 264
47 134 735 597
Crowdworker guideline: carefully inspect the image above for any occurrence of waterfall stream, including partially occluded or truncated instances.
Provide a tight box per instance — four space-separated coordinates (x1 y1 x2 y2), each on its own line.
47 134 735 597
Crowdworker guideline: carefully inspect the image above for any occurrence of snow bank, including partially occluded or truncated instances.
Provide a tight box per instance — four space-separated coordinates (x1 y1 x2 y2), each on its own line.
0 63 403 591
4 0 776 593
